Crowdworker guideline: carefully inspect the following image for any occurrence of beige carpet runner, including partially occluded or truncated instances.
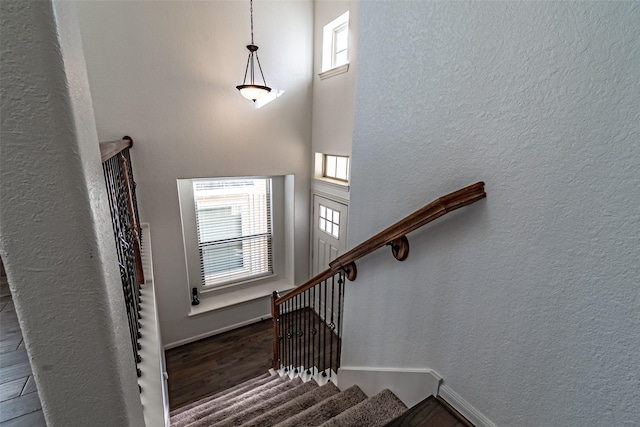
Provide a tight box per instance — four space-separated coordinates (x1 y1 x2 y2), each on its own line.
170 373 407 427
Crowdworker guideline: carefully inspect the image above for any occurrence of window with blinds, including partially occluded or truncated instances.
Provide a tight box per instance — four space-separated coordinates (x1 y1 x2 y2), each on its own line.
193 178 273 288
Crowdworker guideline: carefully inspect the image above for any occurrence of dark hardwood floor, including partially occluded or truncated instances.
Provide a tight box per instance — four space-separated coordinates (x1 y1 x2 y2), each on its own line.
165 308 343 412
384 395 473 427
0 260 46 427
165 319 274 411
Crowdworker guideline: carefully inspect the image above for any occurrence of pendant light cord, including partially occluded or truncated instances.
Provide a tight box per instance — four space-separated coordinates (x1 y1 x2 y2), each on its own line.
250 0 254 45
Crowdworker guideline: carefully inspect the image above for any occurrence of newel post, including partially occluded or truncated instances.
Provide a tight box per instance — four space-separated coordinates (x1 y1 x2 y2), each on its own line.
271 291 280 371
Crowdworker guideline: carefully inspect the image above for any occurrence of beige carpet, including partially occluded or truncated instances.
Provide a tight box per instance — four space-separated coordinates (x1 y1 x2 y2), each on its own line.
170 373 407 427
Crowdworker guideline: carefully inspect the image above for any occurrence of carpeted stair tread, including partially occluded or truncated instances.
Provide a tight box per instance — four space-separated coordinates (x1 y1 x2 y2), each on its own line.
171 375 284 425
240 381 340 427
171 375 283 425
211 379 320 427
319 388 408 427
272 384 367 427
170 373 412 427
170 373 270 417
177 377 302 427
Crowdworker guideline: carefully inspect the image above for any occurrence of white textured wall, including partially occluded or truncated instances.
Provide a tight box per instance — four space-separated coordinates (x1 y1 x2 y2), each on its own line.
0 1 144 425
74 0 313 346
345 2 639 426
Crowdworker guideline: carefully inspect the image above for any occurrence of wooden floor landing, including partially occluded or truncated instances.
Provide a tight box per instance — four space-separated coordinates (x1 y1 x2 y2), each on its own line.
165 319 274 410
384 395 474 427
0 261 45 427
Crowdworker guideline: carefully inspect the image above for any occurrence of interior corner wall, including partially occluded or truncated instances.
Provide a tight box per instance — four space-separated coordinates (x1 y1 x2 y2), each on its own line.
345 2 640 427
74 0 314 346
0 1 144 425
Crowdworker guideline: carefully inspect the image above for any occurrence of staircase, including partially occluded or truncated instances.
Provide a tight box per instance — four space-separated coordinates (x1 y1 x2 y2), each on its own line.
169 373 407 427
169 184 487 427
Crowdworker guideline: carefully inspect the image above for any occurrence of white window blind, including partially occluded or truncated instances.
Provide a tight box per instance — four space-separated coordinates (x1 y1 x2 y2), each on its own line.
193 178 273 288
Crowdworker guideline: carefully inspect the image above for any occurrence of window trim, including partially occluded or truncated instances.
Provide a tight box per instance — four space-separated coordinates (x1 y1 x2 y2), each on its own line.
319 63 349 80
178 176 290 311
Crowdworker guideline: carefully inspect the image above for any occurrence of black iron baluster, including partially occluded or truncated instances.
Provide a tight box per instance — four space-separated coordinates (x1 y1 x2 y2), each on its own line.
283 299 288 372
106 158 140 372
118 158 142 363
322 278 328 377
111 160 134 350
102 146 146 385
337 271 344 373
294 293 299 374
104 160 131 359
285 299 290 372
302 291 307 374
329 273 335 378
278 304 283 370
319 281 324 376
283 300 288 372
305 289 311 375
311 284 316 377
289 298 293 373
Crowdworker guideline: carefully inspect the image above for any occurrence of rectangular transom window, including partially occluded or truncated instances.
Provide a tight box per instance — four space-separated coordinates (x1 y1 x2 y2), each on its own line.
193 178 273 288
323 154 350 182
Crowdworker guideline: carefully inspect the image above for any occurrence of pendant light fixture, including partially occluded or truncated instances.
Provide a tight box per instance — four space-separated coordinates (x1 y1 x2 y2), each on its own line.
236 0 271 102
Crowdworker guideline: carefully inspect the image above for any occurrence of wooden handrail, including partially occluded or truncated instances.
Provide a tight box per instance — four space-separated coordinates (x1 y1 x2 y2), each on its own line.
100 136 133 163
274 182 486 306
274 269 337 305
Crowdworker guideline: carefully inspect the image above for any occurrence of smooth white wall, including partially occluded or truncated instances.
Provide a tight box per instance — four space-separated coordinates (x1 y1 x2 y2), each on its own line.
74 0 313 346
345 2 639 426
0 1 144 425
311 0 359 157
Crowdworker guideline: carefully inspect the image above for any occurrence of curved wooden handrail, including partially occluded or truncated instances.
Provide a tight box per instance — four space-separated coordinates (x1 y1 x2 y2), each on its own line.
274 181 486 306
100 136 133 163
274 268 336 305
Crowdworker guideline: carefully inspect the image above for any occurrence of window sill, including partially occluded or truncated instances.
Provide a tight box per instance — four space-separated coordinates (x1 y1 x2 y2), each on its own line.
319 63 349 80
313 176 350 190
188 276 295 317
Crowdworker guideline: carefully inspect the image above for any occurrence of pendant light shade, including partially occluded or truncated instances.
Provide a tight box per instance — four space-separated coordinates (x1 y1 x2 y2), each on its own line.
237 0 271 102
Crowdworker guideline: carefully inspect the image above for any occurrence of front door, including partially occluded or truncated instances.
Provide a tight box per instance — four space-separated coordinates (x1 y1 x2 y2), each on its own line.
312 195 348 276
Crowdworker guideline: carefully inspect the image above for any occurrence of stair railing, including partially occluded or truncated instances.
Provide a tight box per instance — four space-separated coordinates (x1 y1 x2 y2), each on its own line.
271 182 486 380
100 136 145 383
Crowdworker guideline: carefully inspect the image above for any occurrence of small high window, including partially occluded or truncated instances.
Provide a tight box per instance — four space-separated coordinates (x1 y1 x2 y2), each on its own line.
323 154 350 182
322 11 350 72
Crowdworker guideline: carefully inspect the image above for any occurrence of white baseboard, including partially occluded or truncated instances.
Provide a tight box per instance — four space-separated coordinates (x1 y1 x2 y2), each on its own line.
163 314 271 350
438 383 497 427
337 366 443 408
